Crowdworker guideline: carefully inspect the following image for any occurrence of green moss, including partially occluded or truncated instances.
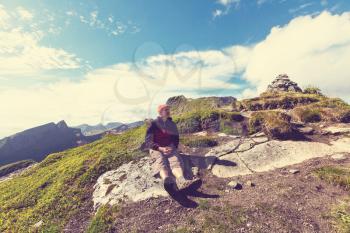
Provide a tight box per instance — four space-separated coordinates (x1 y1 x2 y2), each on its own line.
173 109 244 134
180 136 218 148
315 98 349 108
0 160 36 177
241 92 323 111
86 205 120 233
249 111 293 139
168 96 236 116
299 109 322 123
0 125 146 232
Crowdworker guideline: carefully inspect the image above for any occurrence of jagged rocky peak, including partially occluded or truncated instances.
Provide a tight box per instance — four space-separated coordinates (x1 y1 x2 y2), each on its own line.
56 120 68 129
267 74 302 93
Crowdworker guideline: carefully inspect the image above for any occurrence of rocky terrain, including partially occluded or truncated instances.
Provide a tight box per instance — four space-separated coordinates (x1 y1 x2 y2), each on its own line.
1 75 350 233
267 74 302 92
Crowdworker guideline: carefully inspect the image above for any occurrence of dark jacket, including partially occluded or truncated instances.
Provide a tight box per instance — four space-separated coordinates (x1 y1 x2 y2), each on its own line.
144 117 179 150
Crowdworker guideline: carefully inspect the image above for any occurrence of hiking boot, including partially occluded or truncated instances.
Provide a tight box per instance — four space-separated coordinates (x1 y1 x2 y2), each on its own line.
163 176 178 192
176 176 201 190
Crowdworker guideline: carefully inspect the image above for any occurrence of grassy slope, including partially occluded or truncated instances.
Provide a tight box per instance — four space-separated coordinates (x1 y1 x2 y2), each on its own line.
0 125 147 232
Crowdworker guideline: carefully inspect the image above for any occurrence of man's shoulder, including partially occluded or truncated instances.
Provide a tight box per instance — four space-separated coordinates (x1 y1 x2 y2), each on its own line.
147 118 160 128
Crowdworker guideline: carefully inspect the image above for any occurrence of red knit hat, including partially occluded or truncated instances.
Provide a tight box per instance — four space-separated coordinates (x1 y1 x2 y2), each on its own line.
157 104 169 114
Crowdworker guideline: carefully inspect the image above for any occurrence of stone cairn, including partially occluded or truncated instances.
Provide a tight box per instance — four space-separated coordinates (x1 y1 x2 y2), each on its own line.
267 74 302 92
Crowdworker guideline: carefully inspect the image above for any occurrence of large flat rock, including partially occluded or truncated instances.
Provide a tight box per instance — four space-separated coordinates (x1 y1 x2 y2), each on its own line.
93 157 167 209
211 137 350 178
93 154 216 209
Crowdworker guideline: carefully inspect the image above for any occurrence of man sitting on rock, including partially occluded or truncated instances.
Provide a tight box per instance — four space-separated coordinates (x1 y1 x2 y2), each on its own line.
145 104 199 191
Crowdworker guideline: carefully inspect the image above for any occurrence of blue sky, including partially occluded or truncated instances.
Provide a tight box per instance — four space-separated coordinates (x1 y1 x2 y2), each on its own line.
1 0 350 137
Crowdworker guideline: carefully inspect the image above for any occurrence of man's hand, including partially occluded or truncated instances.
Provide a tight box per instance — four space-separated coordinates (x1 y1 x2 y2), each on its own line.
158 146 173 155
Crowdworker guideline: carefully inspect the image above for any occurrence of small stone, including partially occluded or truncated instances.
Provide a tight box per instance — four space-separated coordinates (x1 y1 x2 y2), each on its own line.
218 133 227 137
164 209 170 214
289 169 300 174
331 153 346 161
246 222 253 227
33 220 43 228
299 127 314 135
228 181 242 190
246 180 255 187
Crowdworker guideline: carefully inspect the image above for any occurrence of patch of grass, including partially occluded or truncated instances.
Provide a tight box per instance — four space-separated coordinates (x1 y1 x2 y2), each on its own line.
314 166 350 190
291 98 350 123
198 199 211 210
249 111 293 139
167 227 194 233
331 201 350 233
200 204 247 233
181 136 218 148
299 109 322 123
0 159 36 177
167 95 236 116
86 205 120 233
314 166 350 232
338 109 350 123
173 109 244 134
241 92 322 111
0 125 147 232
315 98 349 109
303 86 323 95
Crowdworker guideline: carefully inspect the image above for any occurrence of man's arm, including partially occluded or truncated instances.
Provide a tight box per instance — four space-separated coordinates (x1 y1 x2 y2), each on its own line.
145 121 160 150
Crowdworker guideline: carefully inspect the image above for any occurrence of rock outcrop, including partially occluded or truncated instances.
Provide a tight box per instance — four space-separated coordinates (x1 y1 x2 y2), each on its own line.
267 74 302 92
166 95 237 116
209 133 350 178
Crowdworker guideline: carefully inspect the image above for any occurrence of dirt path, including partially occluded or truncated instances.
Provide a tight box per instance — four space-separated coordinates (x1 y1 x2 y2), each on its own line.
110 155 350 233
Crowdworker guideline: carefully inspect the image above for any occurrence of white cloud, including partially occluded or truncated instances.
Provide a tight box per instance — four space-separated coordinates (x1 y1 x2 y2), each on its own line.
217 0 240 7
213 0 269 19
212 9 223 18
16 6 33 21
69 10 140 37
0 29 80 76
0 5 80 78
289 2 314 14
242 11 350 99
0 4 10 28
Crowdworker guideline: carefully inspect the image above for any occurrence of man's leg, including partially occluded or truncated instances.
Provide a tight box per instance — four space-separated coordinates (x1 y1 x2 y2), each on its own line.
169 150 200 190
150 149 175 183
168 150 187 180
